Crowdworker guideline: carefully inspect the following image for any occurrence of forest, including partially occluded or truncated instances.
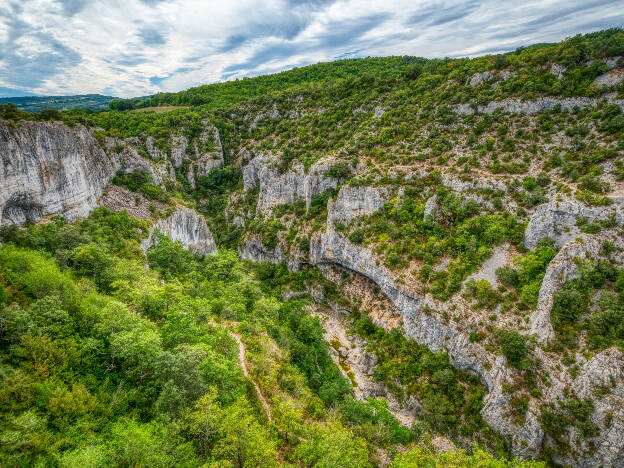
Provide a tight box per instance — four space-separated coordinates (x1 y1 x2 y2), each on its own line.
0 211 543 467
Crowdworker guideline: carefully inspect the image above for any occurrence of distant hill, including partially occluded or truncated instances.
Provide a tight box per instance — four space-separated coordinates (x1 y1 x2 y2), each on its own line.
0 87 39 98
0 94 116 112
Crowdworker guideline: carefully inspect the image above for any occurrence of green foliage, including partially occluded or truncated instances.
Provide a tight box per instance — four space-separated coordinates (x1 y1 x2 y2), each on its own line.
0 214 284 466
195 166 243 248
495 246 557 310
351 315 502 451
138 56 418 109
549 261 624 351
112 169 170 202
295 422 370 468
391 445 545 467
540 398 599 457
498 331 530 369
147 233 197 279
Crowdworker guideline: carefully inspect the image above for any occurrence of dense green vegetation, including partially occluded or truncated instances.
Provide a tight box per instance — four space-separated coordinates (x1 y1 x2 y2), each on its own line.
0 211 362 466
549 259 624 352
0 210 534 467
391 445 544 467
112 56 423 110
2 28 624 466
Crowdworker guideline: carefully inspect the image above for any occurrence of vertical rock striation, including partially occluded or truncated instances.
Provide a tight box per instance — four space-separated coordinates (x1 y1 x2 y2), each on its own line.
141 207 216 256
0 120 115 224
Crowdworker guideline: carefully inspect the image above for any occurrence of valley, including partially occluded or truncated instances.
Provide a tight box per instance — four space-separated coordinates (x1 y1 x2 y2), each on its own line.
1 29 624 467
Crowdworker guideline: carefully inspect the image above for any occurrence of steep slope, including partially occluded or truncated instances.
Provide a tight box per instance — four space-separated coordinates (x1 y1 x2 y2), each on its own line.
1 28 624 467
0 120 114 224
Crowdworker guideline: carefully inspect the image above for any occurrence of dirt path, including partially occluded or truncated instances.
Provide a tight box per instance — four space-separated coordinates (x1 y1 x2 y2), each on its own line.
231 331 272 422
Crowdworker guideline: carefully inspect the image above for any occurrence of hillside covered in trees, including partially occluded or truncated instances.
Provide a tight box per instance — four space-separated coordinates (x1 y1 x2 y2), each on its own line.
1 28 624 467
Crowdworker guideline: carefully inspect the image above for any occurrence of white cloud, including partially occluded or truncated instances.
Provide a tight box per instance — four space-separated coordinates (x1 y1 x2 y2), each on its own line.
0 0 622 97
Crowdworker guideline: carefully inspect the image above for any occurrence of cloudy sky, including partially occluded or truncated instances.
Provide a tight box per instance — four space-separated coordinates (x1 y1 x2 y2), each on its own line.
0 0 622 98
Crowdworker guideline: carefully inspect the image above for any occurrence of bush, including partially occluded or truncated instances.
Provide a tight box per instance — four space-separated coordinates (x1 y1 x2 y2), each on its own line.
551 287 584 327
404 63 423 80
498 331 530 369
348 229 364 244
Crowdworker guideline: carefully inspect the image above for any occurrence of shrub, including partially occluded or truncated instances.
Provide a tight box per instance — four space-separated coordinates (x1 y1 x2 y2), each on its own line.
348 229 364 244
498 331 530 369
551 287 584 327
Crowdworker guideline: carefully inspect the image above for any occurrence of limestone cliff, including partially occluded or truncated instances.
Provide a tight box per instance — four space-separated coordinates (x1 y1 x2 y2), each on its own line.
234 157 624 466
141 207 216 256
0 120 115 224
242 152 343 212
0 118 223 225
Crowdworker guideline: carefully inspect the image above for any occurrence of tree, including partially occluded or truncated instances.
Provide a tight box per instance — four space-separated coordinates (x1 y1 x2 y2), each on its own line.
211 398 279 468
295 422 370 468
498 331 529 369
404 63 423 80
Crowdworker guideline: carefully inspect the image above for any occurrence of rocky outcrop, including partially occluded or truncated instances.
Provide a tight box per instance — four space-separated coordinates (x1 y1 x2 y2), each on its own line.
457 96 624 115
98 185 167 219
184 120 224 187
237 235 301 271
549 63 567 79
107 119 223 189
566 348 624 467
594 68 624 87
141 207 216 256
534 345 624 468
311 304 418 427
467 70 516 87
308 199 539 457
423 194 438 221
243 152 342 212
524 199 624 249
1 118 224 225
104 136 171 184
528 237 602 344
405 169 506 193
0 120 115 224
468 71 494 87
331 185 390 224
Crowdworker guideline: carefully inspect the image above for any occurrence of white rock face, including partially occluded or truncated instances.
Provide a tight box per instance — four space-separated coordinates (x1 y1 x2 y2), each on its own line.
237 235 300 271
467 70 516 87
594 68 624 87
457 96 624 115
105 136 171 184
1 118 223 225
524 199 624 250
528 238 601 344
242 152 342 212
468 71 495 87
467 243 510 285
169 135 189 167
185 120 224 187
141 207 216 256
423 194 438 221
331 185 390 224
0 120 116 224
550 63 567 79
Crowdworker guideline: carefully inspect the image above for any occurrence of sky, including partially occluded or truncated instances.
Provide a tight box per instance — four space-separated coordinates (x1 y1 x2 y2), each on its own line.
0 0 622 98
